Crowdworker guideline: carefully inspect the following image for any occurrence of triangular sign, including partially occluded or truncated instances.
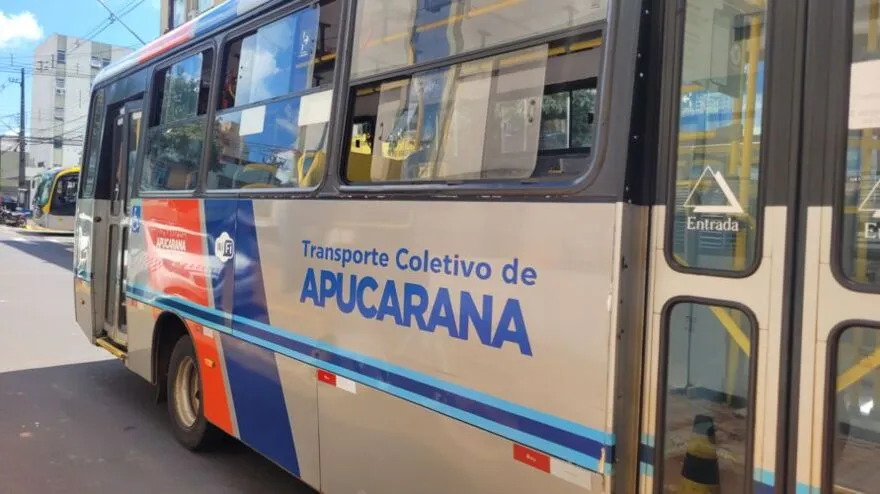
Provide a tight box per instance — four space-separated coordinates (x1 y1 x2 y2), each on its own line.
682 166 745 215
858 179 880 219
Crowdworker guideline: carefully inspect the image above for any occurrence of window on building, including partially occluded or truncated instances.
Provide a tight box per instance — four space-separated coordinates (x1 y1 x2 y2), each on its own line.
171 0 186 29
102 58 111 68
141 50 214 192
90 56 102 68
55 78 65 90
54 107 64 120
207 2 340 190
344 34 600 184
198 0 214 13
53 137 63 149
57 50 66 65
38 161 45 168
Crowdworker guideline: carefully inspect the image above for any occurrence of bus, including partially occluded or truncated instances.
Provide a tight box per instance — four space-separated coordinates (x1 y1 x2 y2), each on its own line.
72 0 880 492
30 166 79 233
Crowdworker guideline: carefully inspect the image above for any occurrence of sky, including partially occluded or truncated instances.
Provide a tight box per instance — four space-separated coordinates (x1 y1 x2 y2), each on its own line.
0 0 161 142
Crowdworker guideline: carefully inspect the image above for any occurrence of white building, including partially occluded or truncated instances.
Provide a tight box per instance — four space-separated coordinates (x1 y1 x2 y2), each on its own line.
29 35 133 170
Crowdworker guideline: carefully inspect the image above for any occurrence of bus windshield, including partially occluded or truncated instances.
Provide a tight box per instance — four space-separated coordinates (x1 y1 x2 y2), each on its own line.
34 173 54 208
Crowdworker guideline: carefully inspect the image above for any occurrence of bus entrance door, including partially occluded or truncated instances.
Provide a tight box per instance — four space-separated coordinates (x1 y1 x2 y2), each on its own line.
103 101 142 346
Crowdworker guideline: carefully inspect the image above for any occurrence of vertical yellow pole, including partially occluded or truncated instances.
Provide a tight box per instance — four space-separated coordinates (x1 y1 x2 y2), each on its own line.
726 14 762 404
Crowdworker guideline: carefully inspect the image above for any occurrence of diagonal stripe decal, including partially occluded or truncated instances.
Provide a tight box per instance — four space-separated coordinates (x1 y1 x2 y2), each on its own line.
126 283 615 474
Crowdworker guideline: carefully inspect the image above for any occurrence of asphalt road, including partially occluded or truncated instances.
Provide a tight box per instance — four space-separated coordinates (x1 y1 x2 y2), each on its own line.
0 225 315 494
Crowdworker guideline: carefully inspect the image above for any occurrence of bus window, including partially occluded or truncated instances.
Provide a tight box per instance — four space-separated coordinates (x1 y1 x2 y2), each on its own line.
207 1 340 190
344 35 600 184
351 0 607 79
659 301 755 493
839 0 880 288
80 89 106 199
829 326 880 493
668 0 767 274
141 50 214 192
53 173 79 215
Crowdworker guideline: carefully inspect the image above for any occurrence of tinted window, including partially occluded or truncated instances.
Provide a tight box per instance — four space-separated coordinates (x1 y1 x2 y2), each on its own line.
208 91 332 189
52 173 79 215
660 302 754 493
157 53 210 125
80 89 106 199
669 0 767 273
345 36 599 183
351 0 608 79
830 326 880 493
219 2 339 110
208 2 339 190
141 51 213 192
840 0 880 287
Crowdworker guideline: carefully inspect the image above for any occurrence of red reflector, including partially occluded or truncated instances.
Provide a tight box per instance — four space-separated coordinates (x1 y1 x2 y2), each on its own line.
513 444 551 473
317 370 336 386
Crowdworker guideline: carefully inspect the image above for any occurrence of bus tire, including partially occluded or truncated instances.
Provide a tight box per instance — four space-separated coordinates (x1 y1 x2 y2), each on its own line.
166 336 223 451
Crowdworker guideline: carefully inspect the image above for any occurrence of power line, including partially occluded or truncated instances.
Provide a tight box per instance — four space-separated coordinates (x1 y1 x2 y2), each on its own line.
94 0 146 45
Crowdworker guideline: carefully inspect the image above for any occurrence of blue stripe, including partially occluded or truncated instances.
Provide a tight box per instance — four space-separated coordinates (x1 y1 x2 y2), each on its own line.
795 483 820 494
220 333 300 475
202 198 236 314
192 0 239 37
232 200 269 325
127 284 231 329
125 284 613 473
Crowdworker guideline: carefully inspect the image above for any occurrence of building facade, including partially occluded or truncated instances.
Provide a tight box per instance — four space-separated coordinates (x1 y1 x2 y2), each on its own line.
29 35 133 170
160 0 221 34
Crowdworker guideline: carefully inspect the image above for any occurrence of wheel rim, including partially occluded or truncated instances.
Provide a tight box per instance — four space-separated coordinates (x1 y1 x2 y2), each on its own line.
173 356 200 429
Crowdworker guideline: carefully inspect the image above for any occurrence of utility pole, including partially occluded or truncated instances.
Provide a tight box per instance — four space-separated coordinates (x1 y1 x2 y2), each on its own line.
17 68 25 190
8 69 26 190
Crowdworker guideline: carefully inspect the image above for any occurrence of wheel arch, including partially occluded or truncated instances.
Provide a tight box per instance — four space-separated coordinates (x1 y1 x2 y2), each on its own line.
151 310 192 403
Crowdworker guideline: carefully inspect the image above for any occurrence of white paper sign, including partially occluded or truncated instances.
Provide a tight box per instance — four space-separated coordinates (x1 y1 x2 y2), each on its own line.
849 59 880 130
298 90 333 126
239 105 266 136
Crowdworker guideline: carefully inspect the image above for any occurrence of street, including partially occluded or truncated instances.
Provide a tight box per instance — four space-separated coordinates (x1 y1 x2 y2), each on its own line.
0 226 314 494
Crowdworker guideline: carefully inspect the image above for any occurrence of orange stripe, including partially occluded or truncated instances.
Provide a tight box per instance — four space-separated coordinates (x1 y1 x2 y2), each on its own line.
188 321 234 436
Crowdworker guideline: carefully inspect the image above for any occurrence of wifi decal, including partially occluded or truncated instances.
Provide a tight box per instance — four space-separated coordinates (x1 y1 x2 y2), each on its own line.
682 166 745 232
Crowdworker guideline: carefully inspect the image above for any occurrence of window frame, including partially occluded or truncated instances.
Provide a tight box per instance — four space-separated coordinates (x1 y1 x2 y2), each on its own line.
337 17 612 196
202 0 340 196
660 2 772 279
138 40 217 198
78 89 108 200
822 320 880 493
653 296 759 494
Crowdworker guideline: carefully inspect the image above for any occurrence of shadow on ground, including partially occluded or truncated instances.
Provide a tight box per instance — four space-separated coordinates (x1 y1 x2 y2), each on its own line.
0 234 74 271
0 359 315 494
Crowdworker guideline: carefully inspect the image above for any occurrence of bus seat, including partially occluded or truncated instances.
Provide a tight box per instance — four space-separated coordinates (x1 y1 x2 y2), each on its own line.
346 151 373 183
298 151 326 187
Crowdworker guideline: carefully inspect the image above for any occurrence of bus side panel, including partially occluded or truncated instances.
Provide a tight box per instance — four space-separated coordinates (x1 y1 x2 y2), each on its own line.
253 199 618 488
317 377 601 494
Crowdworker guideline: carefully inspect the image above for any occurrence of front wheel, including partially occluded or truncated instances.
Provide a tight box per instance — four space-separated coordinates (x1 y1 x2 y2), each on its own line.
167 336 223 451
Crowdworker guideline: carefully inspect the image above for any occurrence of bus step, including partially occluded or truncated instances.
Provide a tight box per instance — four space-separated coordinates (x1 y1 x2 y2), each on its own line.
96 337 127 360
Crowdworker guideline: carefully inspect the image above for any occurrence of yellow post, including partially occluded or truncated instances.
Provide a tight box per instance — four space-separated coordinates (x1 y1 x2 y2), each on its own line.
726 13 761 404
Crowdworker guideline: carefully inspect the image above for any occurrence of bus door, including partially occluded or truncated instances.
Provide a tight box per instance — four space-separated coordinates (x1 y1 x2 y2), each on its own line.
639 0 802 492
103 100 143 345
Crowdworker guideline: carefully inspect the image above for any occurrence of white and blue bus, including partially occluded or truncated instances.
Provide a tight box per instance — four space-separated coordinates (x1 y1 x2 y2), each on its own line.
73 0 880 492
